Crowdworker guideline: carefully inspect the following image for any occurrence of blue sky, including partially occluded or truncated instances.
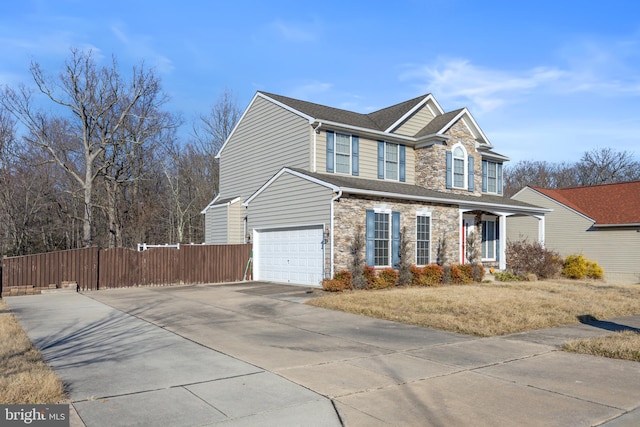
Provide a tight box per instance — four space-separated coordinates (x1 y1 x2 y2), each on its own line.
2 0 639 163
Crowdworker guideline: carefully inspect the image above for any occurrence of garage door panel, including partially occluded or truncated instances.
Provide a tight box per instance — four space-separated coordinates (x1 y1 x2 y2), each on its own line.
255 226 324 287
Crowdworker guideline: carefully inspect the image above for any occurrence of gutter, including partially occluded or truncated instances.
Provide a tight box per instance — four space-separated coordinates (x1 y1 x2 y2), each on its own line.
313 122 322 173
340 187 552 214
593 223 640 228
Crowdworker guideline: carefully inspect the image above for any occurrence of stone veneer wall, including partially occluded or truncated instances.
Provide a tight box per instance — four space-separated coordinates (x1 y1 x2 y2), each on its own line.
332 195 465 273
415 120 483 197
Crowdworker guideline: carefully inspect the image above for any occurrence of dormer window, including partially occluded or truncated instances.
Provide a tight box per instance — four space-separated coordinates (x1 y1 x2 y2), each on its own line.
453 146 466 188
446 143 474 191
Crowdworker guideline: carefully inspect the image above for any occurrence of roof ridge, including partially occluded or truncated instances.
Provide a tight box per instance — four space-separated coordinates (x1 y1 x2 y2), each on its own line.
535 180 640 192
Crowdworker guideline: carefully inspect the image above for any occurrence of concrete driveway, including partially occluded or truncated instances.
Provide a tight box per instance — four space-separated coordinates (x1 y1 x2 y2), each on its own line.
6 281 640 426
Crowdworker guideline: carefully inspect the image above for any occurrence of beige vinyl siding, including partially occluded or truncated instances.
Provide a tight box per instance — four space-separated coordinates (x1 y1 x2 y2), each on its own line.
228 201 245 244
506 215 541 243
585 228 640 283
511 188 640 283
219 96 311 201
315 131 415 184
394 105 436 136
205 206 229 244
247 172 332 231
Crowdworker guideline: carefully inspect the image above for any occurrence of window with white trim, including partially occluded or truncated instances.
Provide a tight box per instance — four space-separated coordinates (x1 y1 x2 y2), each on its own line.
486 161 497 193
385 143 399 180
416 215 431 265
335 132 351 174
374 212 390 266
453 145 466 188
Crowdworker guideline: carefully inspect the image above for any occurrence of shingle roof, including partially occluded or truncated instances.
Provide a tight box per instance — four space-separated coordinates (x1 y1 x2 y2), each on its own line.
531 181 640 225
288 168 545 212
259 91 434 134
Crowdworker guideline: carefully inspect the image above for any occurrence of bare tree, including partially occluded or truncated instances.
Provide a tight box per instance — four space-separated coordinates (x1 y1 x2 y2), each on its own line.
192 88 241 195
574 147 640 186
0 48 170 247
505 148 640 196
503 160 578 197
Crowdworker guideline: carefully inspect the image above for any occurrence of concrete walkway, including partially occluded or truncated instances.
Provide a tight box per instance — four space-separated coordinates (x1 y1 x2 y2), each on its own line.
6 282 640 426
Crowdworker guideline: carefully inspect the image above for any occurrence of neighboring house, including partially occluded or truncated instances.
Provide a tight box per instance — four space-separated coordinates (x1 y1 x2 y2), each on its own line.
202 91 548 286
508 182 640 284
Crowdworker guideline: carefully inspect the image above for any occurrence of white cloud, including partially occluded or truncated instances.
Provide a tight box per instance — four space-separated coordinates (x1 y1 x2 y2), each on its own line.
269 19 319 42
400 38 640 114
110 23 174 74
400 58 567 113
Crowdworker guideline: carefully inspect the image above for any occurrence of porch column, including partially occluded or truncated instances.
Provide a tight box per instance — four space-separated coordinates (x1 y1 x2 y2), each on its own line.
499 214 507 270
535 214 546 247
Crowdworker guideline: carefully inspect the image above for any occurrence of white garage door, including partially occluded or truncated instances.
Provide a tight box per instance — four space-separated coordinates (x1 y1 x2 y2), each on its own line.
254 226 324 287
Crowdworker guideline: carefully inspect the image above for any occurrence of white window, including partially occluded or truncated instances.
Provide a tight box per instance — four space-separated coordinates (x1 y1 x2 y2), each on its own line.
453 145 466 188
416 215 431 265
335 133 351 174
385 143 399 180
374 212 390 266
487 161 497 193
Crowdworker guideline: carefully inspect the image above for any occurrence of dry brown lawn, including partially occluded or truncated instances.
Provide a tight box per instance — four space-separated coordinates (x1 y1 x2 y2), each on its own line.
0 299 67 404
563 331 640 362
307 280 640 337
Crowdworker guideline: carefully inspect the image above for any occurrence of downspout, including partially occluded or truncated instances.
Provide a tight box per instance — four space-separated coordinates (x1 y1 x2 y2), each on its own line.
312 122 322 172
329 189 342 278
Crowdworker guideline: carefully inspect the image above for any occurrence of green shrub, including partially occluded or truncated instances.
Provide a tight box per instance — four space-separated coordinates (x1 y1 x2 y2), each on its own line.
411 264 444 286
507 239 562 279
369 268 398 289
563 254 604 280
494 271 523 282
450 264 473 284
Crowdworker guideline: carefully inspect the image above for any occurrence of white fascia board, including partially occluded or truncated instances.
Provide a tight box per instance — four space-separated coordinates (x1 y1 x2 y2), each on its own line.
316 120 416 143
384 94 440 133
216 92 316 160
200 196 241 214
341 187 551 214
200 194 221 214
215 93 260 159
480 151 510 162
243 168 340 207
415 135 450 149
510 186 532 199
258 92 315 123
524 187 595 223
439 109 492 147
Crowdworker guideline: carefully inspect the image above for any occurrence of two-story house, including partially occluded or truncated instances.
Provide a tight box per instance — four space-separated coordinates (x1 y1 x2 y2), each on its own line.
202 92 548 286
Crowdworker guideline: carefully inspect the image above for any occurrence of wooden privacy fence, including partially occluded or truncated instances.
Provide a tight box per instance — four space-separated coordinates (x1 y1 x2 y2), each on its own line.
1 244 252 294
